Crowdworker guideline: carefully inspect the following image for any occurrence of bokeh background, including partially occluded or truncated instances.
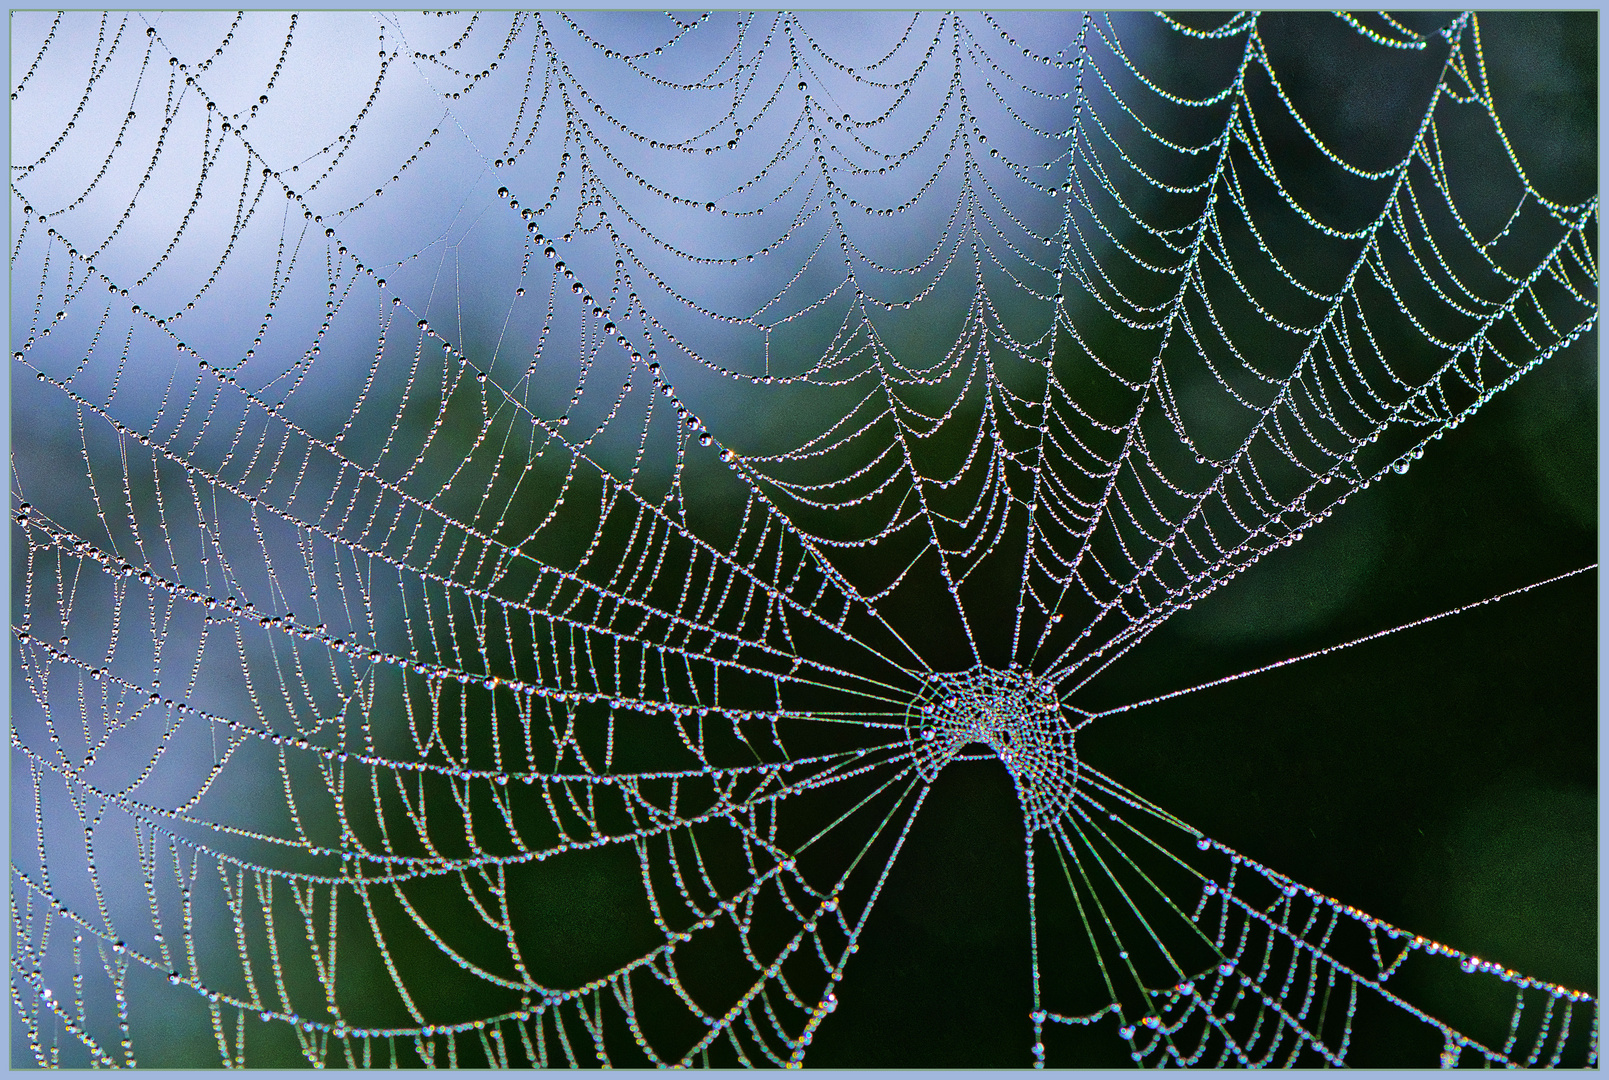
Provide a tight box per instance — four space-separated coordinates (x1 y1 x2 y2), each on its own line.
10 11 1595 1068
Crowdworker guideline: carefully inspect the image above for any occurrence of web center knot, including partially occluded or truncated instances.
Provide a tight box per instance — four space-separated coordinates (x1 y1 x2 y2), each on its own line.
906 667 1078 831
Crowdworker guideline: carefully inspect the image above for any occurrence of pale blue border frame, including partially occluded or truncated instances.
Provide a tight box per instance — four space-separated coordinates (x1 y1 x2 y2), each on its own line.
3 6 1601 1077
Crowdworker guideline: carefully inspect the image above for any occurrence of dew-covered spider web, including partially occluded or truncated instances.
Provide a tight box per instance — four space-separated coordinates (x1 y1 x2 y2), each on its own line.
9 10 1598 1069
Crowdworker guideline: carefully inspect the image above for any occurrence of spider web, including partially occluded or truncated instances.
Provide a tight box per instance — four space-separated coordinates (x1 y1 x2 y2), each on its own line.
8 10 1597 1068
